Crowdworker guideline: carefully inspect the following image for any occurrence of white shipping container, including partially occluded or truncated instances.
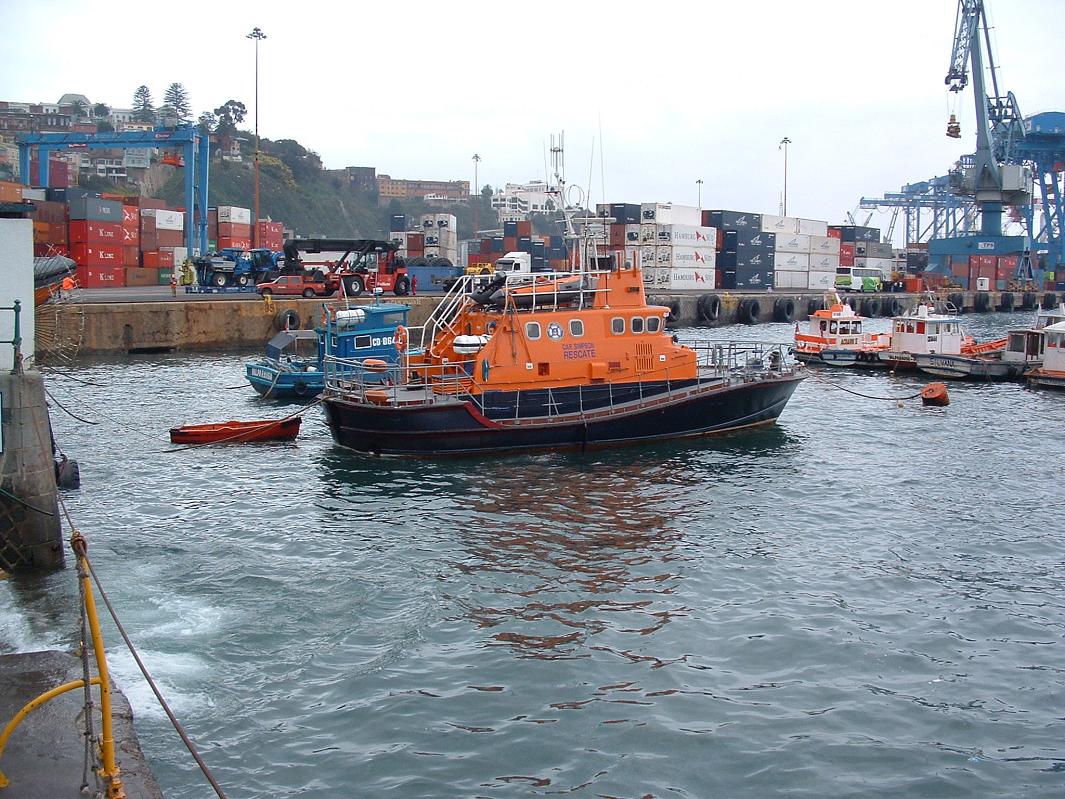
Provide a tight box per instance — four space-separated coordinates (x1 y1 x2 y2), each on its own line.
434 213 457 230
855 256 894 277
640 223 658 243
797 218 829 237
773 270 809 290
761 214 799 234
655 224 717 248
808 234 841 254
775 233 810 253
625 224 641 243
642 266 657 285
154 209 184 231
773 251 810 270
172 246 188 264
807 271 835 290
666 267 715 290
653 245 716 269
809 253 840 271
640 246 657 267
423 246 440 257
217 206 252 224
639 202 702 227
808 253 841 271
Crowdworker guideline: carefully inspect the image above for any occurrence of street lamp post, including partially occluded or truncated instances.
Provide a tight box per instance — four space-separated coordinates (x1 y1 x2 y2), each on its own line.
696 178 703 209
779 137 791 216
472 153 481 235
247 26 267 247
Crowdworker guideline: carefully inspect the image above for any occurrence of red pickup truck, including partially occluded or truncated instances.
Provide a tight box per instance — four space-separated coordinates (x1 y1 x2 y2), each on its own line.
257 273 337 298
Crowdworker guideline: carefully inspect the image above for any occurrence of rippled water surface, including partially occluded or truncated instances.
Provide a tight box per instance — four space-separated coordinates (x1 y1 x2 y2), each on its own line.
3 311 1065 798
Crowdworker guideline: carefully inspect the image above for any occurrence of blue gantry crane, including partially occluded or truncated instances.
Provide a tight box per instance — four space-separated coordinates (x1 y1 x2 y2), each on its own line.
924 0 1032 273
16 125 210 255
1015 112 1065 271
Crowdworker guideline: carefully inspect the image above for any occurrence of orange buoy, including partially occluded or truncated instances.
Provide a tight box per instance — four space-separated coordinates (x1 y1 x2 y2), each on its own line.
921 382 950 407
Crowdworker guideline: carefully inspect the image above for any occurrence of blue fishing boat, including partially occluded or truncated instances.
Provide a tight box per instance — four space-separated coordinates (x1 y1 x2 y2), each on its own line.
245 301 411 399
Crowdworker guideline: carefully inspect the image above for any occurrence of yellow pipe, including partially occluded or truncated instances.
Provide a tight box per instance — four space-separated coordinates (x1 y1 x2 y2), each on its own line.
0 676 102 788
74 544 125 799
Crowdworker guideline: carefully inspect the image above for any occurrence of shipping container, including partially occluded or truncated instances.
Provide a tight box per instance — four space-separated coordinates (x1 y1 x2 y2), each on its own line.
75 265 125 288
808 234 841 254
717 244 774 270
69 221 123 244
389 214 406 232
807 271 835 290
69 197 123 222
773 252 810 271
71 243 123 266
609 203 641 224
640 202 701 226
705 210 762 231
158 269 174 285
157 230 183 248
125 267 158 287
0 181 23 203
774 233 810 253
665 267 715 290
809 253 841 272
218 222 252 239
734 266 774 289
773 270 808 289
123 246 139 267
217 206 252 224
797 218 829 237
832 225 880 243
723 230 775 250
216 236 251 251
654 224 717 247
761 214 799 235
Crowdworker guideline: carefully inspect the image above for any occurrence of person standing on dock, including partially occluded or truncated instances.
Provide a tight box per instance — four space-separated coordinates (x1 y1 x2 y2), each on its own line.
170 273 178 296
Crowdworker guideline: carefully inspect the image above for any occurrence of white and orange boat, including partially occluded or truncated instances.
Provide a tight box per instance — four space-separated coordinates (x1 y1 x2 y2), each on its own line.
792 295 891 367
879 298 1007 371
1026 320 1065 390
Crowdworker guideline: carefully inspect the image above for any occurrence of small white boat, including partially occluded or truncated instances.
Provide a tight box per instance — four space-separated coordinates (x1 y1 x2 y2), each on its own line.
880 297 1006 372
1026 319 1065 390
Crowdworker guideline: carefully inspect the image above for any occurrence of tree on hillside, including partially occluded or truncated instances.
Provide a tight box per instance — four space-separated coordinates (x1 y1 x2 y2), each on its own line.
68 99 86 120
213 100 247 152
197 111 216 135
163 83 192 123
97 119 115 133
132 86 154 123
93 102 110 119
266 139 323 182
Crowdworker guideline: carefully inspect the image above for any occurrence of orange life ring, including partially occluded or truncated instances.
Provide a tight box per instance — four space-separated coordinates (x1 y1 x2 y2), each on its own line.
395 325 408 353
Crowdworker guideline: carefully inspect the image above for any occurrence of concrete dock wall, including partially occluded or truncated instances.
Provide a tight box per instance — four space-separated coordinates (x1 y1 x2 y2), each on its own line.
37 288 1059 359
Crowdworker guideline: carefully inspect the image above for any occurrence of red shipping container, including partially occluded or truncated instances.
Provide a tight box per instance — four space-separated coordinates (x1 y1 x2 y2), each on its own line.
504 237 518 252
479 238 492 255
140 215 156 233
218 222 252 238
71 243 123 266
839 242 856 258
69 221 123 244
996 256 1018 281
407 233 424 248
123 246 140 267
157 229 184 248
75 265 125 288
142 251 161 268
609 224 626 247
34 243 69 257
125 267 158 287
951 255 970 279
516 220 532 237
840 254 855 268
216 237 251 250
827 228 842 240
122 226 140 245
406 248 424 258
140 230 158 251
158 250 175 268
970 254 996 269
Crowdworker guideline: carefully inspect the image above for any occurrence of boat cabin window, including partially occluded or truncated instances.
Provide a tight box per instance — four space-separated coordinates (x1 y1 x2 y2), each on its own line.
1008 333 1025 352
611 317 625 334
829 321 838 333
569 320 584 337
647 316 661 333
632 317 645 334
354 335 371 349
525 322 541 340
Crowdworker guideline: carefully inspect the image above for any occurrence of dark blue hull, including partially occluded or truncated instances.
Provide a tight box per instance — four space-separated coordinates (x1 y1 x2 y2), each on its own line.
324 375 805 456
246 366 325 399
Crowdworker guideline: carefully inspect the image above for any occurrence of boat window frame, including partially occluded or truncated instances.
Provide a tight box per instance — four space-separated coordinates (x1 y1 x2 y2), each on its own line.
525 321 542 340
632 316 645 334
611 317 625 335
647 316 661 333
569 319 584 337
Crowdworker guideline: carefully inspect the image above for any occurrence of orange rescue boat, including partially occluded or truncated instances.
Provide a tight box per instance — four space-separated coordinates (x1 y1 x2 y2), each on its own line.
169 417 302 445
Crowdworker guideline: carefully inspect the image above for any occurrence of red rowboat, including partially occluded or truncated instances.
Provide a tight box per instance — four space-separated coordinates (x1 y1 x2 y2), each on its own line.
169 417 302 445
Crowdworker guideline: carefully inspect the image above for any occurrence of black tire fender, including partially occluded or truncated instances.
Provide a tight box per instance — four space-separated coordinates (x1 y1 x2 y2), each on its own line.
773 297 795 323
860 298 880 317
738 298 762 325
948 292 965 312
275 309 300 331
999 291 1015 311
697 293 720 322
974 292 990 312
1042 292 1057 310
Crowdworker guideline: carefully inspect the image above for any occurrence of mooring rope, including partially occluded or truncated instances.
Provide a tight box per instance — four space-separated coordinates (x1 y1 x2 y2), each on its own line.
806 370 925 402
55 496 230 799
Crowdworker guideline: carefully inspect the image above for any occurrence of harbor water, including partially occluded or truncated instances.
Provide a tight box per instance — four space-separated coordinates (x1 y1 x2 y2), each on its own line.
2 310 1064 798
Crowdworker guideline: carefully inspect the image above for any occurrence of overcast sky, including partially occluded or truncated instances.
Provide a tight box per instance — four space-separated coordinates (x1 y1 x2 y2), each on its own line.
4 0 1062 240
